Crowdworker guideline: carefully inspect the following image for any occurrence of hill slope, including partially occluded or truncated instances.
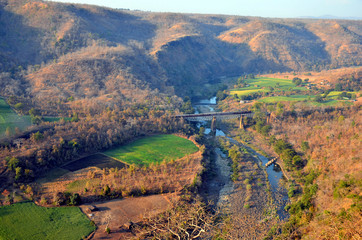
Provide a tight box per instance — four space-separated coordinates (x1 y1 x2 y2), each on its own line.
0 0 361 105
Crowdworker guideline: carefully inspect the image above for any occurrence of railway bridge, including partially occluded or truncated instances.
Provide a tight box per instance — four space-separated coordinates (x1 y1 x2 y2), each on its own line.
174 111 255 131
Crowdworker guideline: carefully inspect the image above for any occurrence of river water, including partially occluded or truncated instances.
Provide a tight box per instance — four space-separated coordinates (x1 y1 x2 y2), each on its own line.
194 97 288 219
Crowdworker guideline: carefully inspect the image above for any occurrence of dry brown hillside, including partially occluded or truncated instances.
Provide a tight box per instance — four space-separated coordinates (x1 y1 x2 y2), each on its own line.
0 0 361 103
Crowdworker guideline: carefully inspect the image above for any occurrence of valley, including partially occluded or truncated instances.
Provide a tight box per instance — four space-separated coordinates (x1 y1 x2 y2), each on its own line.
0 0 361 239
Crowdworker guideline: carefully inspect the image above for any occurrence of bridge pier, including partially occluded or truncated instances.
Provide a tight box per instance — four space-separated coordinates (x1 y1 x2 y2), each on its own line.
211 116 216 132
239 115 244 129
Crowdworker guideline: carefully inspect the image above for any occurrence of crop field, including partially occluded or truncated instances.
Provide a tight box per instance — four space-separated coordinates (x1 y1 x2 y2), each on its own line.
62 153 126 172
103 134 199 166
258 95 311 103
0 98 31 137
0 202 95 240
230 77 308 96
258 95 346 106
231 88 269 96
326 91 357 99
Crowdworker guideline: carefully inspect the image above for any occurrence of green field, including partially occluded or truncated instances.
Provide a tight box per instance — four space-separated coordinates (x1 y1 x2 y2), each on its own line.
0 98 31 138
0 202 95 240
258 95 311 103
258 95 342 106
103 134 199 166
230 77 308 96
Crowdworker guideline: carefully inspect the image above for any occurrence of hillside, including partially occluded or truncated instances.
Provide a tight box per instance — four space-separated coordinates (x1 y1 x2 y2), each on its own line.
0 1 361 239
0 0 361 105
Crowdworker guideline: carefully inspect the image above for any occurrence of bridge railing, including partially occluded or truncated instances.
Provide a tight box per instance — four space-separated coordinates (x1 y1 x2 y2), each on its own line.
174 111 254 118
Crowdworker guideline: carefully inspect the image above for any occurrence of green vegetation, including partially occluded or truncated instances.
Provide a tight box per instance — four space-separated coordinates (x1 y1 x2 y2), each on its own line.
230 77 359 106
0 98 31 138
0 201 95 240
230 77 307 97
103 135 199 166
42 116 72 122
258 95 311 103
66 179 101 193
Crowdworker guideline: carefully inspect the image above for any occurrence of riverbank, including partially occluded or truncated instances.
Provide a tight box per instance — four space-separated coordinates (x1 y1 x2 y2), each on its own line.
194 98 287 238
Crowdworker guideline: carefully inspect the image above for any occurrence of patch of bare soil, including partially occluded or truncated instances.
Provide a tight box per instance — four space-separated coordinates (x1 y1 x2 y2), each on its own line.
81 193 179 239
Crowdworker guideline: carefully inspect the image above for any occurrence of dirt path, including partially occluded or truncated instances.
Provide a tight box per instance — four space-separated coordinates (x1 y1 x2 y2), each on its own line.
81 193 178 239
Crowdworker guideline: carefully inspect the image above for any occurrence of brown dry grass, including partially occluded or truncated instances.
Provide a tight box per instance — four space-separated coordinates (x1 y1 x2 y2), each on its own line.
263 66 362 84
38 150 203 203
268 106 362 239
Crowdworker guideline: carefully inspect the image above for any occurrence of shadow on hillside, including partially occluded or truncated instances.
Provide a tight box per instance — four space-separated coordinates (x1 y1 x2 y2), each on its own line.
66 4 157 45
0 5 44 67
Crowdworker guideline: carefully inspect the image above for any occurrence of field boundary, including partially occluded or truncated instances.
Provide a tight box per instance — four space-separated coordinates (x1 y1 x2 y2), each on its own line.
98 152 131 166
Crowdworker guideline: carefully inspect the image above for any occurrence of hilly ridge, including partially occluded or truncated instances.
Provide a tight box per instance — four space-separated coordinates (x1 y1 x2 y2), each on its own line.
0 0 361 109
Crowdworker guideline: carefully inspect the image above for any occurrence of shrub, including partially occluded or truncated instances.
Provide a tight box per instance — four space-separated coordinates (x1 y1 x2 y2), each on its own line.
7 157 19 171
260 125 272 136
69 193 81 206
14 103 23 110
103 185 111 196
301 141 309 152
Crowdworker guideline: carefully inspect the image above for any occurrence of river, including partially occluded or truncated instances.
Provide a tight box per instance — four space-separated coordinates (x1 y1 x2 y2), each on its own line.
194 97 289 219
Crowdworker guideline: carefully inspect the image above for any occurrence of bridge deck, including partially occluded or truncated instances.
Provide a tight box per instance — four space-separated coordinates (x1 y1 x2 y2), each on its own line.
174 111 253 118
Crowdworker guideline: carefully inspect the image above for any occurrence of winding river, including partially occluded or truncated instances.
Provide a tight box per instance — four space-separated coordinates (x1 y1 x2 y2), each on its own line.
194 97 289 219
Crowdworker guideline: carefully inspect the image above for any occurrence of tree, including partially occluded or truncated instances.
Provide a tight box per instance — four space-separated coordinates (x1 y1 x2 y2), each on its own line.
292 155 303 169
7 157 19 171
301 141 309 152
314 95 323 102
103 185 111 196
31 115 42 125
180 99 194 114
274 139 292 155
5 127 11 137
281 149 296 169
32 131 44 142
28 108 39 116
71 112 79 122
15 167 23 181
260 125 272 136
248 73 255 79
14 103 23 110
216 90 227 101
69 193 81 205
292 77 302 86
335 83 342 91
